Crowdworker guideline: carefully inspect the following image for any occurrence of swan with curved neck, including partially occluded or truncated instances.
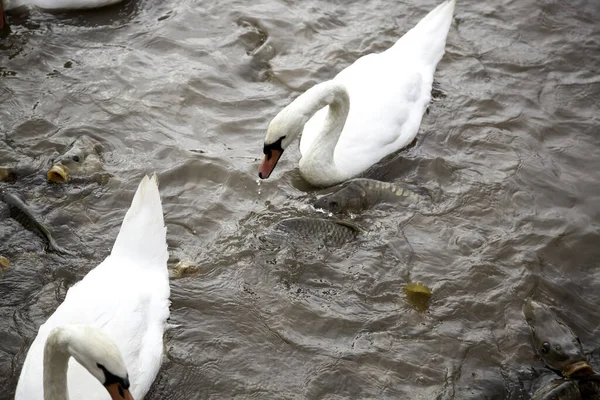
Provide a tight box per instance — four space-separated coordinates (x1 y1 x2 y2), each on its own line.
258 0 456 187
260 81 351 186
43 325 133 400
16 175 169 399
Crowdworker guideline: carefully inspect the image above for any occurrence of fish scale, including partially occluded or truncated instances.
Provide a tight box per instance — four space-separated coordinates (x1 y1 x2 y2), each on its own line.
275 217 359 247
314 178 429 214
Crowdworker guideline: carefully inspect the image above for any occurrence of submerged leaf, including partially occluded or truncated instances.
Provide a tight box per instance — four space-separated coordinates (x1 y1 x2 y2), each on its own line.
404 281 432 312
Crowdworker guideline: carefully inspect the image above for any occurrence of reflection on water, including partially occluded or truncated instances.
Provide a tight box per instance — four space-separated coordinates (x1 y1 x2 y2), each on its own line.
1 0 600 399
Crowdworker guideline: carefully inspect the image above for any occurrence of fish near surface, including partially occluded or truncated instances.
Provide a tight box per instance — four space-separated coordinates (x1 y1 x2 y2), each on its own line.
531 379 581 400
524 300 598 379
271 217 360 247
531 378 600 400
314 178 430 214
47 135 104 184
2 192 72 255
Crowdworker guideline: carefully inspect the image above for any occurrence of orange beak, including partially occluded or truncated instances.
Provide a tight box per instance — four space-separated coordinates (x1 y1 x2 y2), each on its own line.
105 383 134 400
258 149 282 180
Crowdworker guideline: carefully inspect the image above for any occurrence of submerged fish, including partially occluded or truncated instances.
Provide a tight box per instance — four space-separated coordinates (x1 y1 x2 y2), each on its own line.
271 217 360 247
0 164 39 183
47 135 104 183
531 379 581 400
0 166 16 182
2 192 71 255
168 259 200 279
524 300 597 379
314 178 429 214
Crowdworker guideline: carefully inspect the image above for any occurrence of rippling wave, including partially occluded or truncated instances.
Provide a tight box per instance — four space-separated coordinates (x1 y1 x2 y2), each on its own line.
1 0 600 398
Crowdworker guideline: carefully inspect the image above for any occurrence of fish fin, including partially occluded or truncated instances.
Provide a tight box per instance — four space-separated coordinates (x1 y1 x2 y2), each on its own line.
332 219 362 233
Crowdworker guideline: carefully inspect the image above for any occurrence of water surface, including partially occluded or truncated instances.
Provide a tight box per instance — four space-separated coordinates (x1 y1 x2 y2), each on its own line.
1 0 599 398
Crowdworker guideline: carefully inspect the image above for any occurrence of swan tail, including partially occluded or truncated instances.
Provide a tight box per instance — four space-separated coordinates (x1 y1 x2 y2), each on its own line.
110 174 168 268
391 0 455 66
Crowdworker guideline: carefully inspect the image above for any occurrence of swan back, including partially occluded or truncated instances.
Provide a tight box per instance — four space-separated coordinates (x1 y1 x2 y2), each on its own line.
16 175 169 400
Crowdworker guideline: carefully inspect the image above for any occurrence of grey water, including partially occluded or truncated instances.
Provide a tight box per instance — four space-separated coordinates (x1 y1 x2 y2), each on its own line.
1 0 599 398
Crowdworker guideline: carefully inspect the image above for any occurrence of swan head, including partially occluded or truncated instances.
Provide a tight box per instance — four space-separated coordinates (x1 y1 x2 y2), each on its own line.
51 325 134 399
258 106 304 179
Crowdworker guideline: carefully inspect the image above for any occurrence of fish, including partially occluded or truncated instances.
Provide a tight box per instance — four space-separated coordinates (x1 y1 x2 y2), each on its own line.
0 166 17 182
530 379 581 400
524 300 599 379
47 135 104 183
269 217 360 247
2 192 72 255
0 164 38 183
313 178 430 214
0 255 9 270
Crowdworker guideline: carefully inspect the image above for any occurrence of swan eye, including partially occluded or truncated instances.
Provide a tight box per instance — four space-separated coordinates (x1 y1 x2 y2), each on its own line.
541 342 551 354
329 200 339 210
72 155 80 162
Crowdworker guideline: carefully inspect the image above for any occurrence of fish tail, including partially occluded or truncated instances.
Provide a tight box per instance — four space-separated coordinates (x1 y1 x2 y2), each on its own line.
110 174 168 268
46 235 72 256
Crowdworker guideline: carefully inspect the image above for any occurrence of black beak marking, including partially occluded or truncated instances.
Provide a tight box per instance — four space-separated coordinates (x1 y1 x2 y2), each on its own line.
263 136 285 160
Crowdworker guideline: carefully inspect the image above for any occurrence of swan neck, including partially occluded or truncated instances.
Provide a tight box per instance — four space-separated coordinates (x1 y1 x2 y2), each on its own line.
300 81 350 183
43 329 71 400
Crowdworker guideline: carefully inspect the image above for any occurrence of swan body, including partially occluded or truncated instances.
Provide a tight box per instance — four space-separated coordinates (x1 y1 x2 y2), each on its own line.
16 175 170 400
259 0 456 187
3 0 123 11
0 0 124 36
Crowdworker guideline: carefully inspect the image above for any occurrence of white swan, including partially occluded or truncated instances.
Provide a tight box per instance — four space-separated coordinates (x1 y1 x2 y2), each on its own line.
1 0 125 35
258 0 456 187
15 174 170 400
3 0 123 11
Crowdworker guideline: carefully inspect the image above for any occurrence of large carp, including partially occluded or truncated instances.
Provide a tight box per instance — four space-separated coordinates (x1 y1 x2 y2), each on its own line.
47 136 104 184
524 300 600 399
314 178 429 214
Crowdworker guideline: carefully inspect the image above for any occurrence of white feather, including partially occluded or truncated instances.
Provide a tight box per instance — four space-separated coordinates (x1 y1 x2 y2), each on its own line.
3 0 123 10
16 174 170 400
266 0 456 186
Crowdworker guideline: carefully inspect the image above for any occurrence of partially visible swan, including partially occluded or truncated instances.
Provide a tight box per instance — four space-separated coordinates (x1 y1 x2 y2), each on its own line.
1 0 125 36
16 174 170 400
258 0 456 187
2 0 123 11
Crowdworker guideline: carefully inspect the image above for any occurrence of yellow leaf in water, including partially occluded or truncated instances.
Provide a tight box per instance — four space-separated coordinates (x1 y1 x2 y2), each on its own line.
403 281 432 312
0 256 10 270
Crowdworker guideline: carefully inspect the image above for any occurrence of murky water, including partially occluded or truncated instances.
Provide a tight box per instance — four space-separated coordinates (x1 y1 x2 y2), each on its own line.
1 0 600 398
